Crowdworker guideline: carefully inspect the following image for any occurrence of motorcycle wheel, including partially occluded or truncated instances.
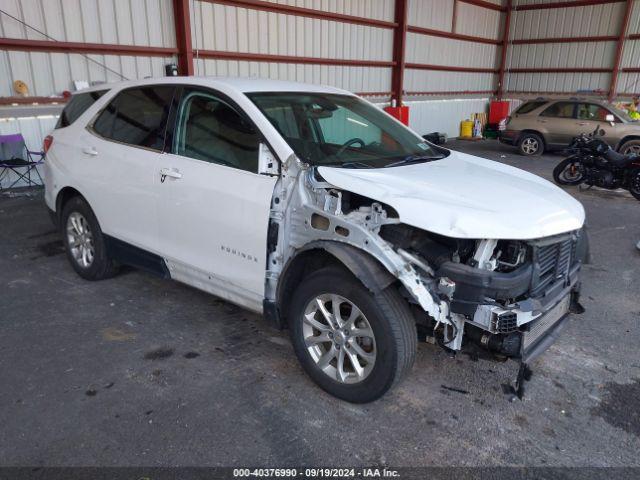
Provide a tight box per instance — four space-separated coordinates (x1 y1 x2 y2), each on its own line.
553 158 585 185
629 169 640 201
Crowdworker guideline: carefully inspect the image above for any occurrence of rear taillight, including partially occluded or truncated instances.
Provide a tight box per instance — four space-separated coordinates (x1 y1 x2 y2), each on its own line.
43 135 53 154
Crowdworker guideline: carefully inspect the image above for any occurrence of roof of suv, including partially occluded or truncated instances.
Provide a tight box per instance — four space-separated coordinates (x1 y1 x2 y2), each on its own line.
74 76 353 96
519 97 611 107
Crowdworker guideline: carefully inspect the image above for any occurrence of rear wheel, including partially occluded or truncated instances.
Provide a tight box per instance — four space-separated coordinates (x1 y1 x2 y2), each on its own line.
553 158 585 185
619 139 640 156
61 196 118 280
629 169 640 201
518 133 544 156
288 267 416 403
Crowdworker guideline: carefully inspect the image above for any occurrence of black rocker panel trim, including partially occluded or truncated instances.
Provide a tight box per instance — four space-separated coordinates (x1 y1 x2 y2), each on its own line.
103 235 170 279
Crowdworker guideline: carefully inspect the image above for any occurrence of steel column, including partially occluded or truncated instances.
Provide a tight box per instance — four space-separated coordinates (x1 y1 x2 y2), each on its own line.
496 0 512 99
609 0 634 101
173 0 194 76
391 0 408 107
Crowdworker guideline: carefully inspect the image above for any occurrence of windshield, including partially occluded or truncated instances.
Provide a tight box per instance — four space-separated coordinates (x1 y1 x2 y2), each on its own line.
247 92 448 168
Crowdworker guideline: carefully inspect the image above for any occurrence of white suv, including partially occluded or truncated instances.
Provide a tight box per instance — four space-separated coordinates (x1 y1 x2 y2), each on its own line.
44 77 587 402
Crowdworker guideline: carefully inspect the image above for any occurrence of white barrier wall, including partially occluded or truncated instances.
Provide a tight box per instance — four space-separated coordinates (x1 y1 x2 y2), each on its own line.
404 98 491 139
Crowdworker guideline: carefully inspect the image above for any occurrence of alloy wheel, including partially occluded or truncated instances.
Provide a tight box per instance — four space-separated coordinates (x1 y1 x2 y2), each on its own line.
521 137 539 155
302 294 377 384
561 162 583 182
622 144 640 155
66 212 95 268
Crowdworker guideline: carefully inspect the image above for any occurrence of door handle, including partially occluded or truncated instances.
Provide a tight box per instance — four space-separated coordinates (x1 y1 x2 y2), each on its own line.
538 120 547 123
577 122 588 126
82 147 98 156
160 167 182 182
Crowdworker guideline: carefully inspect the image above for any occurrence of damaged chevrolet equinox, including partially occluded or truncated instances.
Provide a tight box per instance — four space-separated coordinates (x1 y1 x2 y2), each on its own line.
44 77 587 402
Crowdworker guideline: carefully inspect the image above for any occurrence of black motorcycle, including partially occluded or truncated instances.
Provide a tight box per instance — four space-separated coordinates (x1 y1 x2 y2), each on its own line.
553 126 640 201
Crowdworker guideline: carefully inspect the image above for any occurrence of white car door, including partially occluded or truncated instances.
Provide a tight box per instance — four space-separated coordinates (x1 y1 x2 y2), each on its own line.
158 88 278 311
82 85 177 254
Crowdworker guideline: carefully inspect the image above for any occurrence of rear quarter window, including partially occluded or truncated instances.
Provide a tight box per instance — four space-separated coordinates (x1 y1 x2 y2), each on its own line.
92 85 175 151
55 90 108 129
515 101 547 115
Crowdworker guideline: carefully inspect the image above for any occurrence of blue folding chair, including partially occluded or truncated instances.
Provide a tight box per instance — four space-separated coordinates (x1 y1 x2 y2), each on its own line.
0 134 45 189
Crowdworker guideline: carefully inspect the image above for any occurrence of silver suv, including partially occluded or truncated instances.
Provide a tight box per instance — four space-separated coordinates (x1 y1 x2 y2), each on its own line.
500 98 640 156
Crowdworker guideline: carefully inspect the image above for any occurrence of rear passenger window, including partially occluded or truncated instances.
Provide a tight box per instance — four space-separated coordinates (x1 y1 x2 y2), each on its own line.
174 91 260 172
515 101 547 115
55 90 108 128
540 102 576 119
92 86 175 150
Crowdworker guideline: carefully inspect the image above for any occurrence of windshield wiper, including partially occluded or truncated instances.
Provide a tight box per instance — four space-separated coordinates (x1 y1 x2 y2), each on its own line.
340 161 374 169
384 154 443 168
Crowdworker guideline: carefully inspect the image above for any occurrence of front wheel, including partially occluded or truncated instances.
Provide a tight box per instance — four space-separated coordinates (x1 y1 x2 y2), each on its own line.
629 169 640 201
518 133 544 156
288 267 417 403
553 158 586 185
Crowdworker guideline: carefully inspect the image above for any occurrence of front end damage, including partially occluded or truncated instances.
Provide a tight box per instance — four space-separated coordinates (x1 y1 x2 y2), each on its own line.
265 159 586 386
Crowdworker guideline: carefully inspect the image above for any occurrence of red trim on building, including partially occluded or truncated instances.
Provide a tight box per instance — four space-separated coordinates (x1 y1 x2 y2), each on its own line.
173 0 194 75
512 35 618 44
406 63 498 74
356 92 394 98
0 96 67 106
496 0 512 99
504 90 608 96
407 25 501 45
406 90 496 96
391 0 409 106
196 50 395 67
507 67 612 73
451 0 458 32
513 0 624 11
609 0 634 100
200 0 397 29
0 37 177 56
458 0 506 12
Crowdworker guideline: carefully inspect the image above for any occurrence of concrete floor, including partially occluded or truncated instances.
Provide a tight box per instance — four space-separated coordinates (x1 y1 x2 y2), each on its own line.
1 139 639 467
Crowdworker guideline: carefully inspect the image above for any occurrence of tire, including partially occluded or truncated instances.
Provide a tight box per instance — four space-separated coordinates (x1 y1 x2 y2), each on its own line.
60 196 118 280
629 169 640 201
619 139 640 156
518 132 544 156
553 158 586 186
288 266 417 403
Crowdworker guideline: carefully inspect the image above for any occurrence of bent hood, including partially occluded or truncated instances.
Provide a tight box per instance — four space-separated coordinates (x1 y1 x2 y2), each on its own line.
317 150 585 240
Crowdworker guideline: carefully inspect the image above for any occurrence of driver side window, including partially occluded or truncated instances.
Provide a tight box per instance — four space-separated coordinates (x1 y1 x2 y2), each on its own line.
174 90 260 172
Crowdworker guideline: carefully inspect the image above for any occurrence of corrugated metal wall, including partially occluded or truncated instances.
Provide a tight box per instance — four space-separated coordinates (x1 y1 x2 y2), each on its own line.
504 0 631 96
0 0 176 97
190 0 394 94
405 0 502 94
620 0 640 95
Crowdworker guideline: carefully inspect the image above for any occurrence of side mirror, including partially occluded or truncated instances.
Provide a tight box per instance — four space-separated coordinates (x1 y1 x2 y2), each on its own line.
258 143 279 176
605 114 616 126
